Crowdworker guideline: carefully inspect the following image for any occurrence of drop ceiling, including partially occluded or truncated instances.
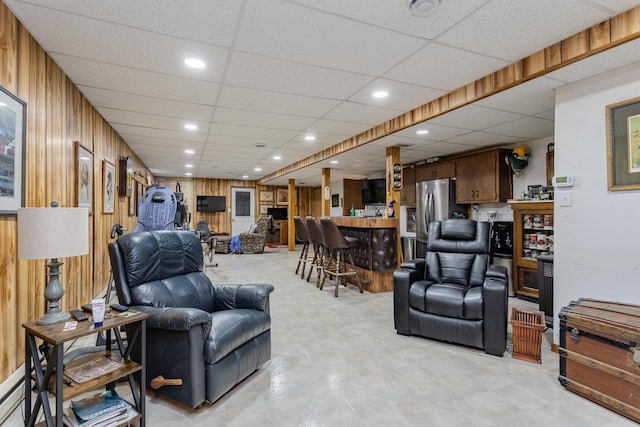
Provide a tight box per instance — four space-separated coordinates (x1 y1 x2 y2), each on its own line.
4 0 640 186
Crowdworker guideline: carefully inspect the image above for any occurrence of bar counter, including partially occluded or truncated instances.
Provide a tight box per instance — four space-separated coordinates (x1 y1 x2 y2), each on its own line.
332 216 399 293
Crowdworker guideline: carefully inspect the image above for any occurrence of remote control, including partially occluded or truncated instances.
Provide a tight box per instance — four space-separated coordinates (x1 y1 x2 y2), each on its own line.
70 309 89 321
110 304 129 312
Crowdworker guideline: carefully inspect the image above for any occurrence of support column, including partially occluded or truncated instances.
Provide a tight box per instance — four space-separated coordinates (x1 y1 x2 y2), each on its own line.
288 179 295 252
321 168 331 217
386 147 402 266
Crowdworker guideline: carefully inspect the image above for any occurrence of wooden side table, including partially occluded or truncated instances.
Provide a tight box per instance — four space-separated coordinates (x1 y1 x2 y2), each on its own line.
23 311 149 426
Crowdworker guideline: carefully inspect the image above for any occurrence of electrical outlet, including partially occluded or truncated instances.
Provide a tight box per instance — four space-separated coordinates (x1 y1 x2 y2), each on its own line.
558 191 572 207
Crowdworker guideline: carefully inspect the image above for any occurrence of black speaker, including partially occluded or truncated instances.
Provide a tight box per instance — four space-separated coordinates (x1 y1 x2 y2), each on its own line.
392 163 402 190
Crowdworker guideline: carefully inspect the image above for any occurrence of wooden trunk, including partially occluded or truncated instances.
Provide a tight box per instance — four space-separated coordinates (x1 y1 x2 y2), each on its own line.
559 298 640 423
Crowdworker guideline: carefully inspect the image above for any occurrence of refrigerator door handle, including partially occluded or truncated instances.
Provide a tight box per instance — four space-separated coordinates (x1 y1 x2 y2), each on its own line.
427 192 434 226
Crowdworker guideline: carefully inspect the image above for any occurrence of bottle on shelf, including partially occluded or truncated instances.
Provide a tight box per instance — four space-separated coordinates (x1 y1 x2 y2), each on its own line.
350 205 356 216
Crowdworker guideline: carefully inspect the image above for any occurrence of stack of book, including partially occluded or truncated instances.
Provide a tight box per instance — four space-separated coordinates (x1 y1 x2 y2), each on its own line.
63 390 137 427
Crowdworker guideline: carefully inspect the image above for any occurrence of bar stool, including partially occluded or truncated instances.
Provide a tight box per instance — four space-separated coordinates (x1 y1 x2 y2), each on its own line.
305 216 325 287
319 217 363 297
294 216 311 278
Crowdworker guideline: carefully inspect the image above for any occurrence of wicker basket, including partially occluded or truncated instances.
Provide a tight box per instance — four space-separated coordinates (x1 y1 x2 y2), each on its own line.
511 307 545 363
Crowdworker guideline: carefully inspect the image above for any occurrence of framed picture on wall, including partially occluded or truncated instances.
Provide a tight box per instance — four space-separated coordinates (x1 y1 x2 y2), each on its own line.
259 204 272 215
0 85 26 215
606 95 640 191
136 182 145 216
75 141 93 214
276 188 288 206
128 183 136 216
259 190 274 202
331 194 339 208
103 160 116 214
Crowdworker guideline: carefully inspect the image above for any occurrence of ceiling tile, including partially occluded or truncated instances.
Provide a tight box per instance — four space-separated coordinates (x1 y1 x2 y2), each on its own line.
79 87 214 121
474 77 562 115
384 42 509 91
99 108 209 132
224 51 374 99
218 86 340 118
111 124 208 143
213 108 316 130
415 141 479 155
437 0 609 61
443 131 526 146
12 0 243 46
483 116 555 139
235 0 425 75
395 123 474 141
348 78 447 112
429 105 526 130
208 123 298 141
52 55 221 105
288 0 490 40
305 119 372 136
324 102 405 125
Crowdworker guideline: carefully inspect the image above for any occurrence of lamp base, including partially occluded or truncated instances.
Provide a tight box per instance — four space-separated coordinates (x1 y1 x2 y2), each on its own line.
37 309 71 325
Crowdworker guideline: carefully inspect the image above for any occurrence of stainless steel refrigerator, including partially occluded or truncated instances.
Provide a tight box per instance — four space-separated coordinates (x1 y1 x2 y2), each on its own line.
415 178 466 258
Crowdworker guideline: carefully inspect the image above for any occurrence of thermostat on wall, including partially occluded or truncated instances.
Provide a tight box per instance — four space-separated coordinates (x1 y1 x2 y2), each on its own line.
552 175 575 188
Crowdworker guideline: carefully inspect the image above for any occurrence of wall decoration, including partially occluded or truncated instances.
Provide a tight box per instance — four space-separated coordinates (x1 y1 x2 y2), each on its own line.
259 190 274 202
259 204 272 215
276 188 288 206
103 160 116 214
136 182 144 216
606 95 640 191
0 85 26 215
331 194 339 208
75 141 93 214
128 182 136 216
119 156 133 197
406 207 417 233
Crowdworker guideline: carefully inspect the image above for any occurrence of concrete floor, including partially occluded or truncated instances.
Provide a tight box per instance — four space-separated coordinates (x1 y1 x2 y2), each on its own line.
6 246 636 426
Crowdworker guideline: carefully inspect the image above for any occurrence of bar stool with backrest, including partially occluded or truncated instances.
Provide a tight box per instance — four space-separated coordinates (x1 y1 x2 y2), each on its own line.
294 216 311 278
319 217 363 297
306 216 325 287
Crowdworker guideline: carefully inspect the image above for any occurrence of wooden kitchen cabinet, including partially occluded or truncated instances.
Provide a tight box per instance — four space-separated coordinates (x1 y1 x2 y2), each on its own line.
510 200 554 300
415 160 456 182
400 166 416 205
455 149 511 204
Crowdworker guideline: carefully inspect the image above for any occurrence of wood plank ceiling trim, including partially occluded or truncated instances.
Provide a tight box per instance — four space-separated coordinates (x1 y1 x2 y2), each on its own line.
258 6 640 184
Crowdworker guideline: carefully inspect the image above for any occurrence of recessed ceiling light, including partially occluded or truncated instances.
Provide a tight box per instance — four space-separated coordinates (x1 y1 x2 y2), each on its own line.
185 164 193 168
255 143 266 148
184 149 195 154
304 135 315 141
242 175 249 179
254 167 262 172
330 160 339 164
184 58 205 69
372 90 388 98
184 123 198 130
273 155 281 160
408 0 441 17
416 129 429 135
185 172 192 176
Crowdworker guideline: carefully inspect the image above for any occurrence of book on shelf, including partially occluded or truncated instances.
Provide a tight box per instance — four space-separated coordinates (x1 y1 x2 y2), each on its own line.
66 390 132 426
64 355 124 384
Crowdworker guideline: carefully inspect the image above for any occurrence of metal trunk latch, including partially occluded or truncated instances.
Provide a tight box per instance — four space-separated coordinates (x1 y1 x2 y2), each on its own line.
570 328 580 343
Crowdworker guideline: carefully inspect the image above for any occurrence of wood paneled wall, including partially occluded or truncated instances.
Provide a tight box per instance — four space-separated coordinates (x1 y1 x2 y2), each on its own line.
0 4 151 384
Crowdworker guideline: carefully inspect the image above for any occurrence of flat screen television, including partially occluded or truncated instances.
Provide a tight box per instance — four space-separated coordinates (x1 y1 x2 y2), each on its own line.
196 195 226 212
360 179 386 204
267 207 287 221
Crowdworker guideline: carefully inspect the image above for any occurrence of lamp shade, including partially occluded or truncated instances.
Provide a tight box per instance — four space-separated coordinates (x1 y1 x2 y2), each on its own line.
18 207 89 260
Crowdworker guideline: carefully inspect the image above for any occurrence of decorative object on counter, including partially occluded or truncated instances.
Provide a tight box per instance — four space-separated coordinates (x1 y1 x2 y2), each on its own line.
505 145 531 177
17 202 89 324
386 199 396 218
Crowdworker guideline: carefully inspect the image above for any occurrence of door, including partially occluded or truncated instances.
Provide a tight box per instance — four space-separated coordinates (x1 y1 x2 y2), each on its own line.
231 187 255 236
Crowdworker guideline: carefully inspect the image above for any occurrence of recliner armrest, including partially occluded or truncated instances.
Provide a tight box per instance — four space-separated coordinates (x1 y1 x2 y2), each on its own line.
486 264 508 280
133 306 212 338
400 258 425 271
213 284 275 314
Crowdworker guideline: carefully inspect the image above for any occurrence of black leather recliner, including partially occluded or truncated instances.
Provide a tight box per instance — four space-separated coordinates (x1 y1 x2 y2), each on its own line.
393 219 508 356
108 230 274 408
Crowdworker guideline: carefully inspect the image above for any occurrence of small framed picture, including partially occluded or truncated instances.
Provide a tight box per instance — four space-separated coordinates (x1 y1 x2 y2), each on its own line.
103 160 116 214
331 194 339 207
259 204 272 215
76 141 93 214
276 188 288 206
259 190 274 202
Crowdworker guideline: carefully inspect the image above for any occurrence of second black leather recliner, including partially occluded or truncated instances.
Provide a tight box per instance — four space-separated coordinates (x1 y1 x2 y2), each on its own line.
393 219 508 356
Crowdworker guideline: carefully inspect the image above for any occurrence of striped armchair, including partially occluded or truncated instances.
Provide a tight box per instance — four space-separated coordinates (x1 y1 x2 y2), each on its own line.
239 215 272 254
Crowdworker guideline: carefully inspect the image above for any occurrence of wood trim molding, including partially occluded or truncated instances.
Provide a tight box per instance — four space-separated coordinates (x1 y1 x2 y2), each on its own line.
258 6 640 184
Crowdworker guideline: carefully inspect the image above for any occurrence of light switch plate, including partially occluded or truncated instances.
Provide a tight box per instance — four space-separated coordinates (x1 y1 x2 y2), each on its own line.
558 191 572 207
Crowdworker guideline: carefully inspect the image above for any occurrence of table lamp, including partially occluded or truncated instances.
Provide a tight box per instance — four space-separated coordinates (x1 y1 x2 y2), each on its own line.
18 202 89 325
